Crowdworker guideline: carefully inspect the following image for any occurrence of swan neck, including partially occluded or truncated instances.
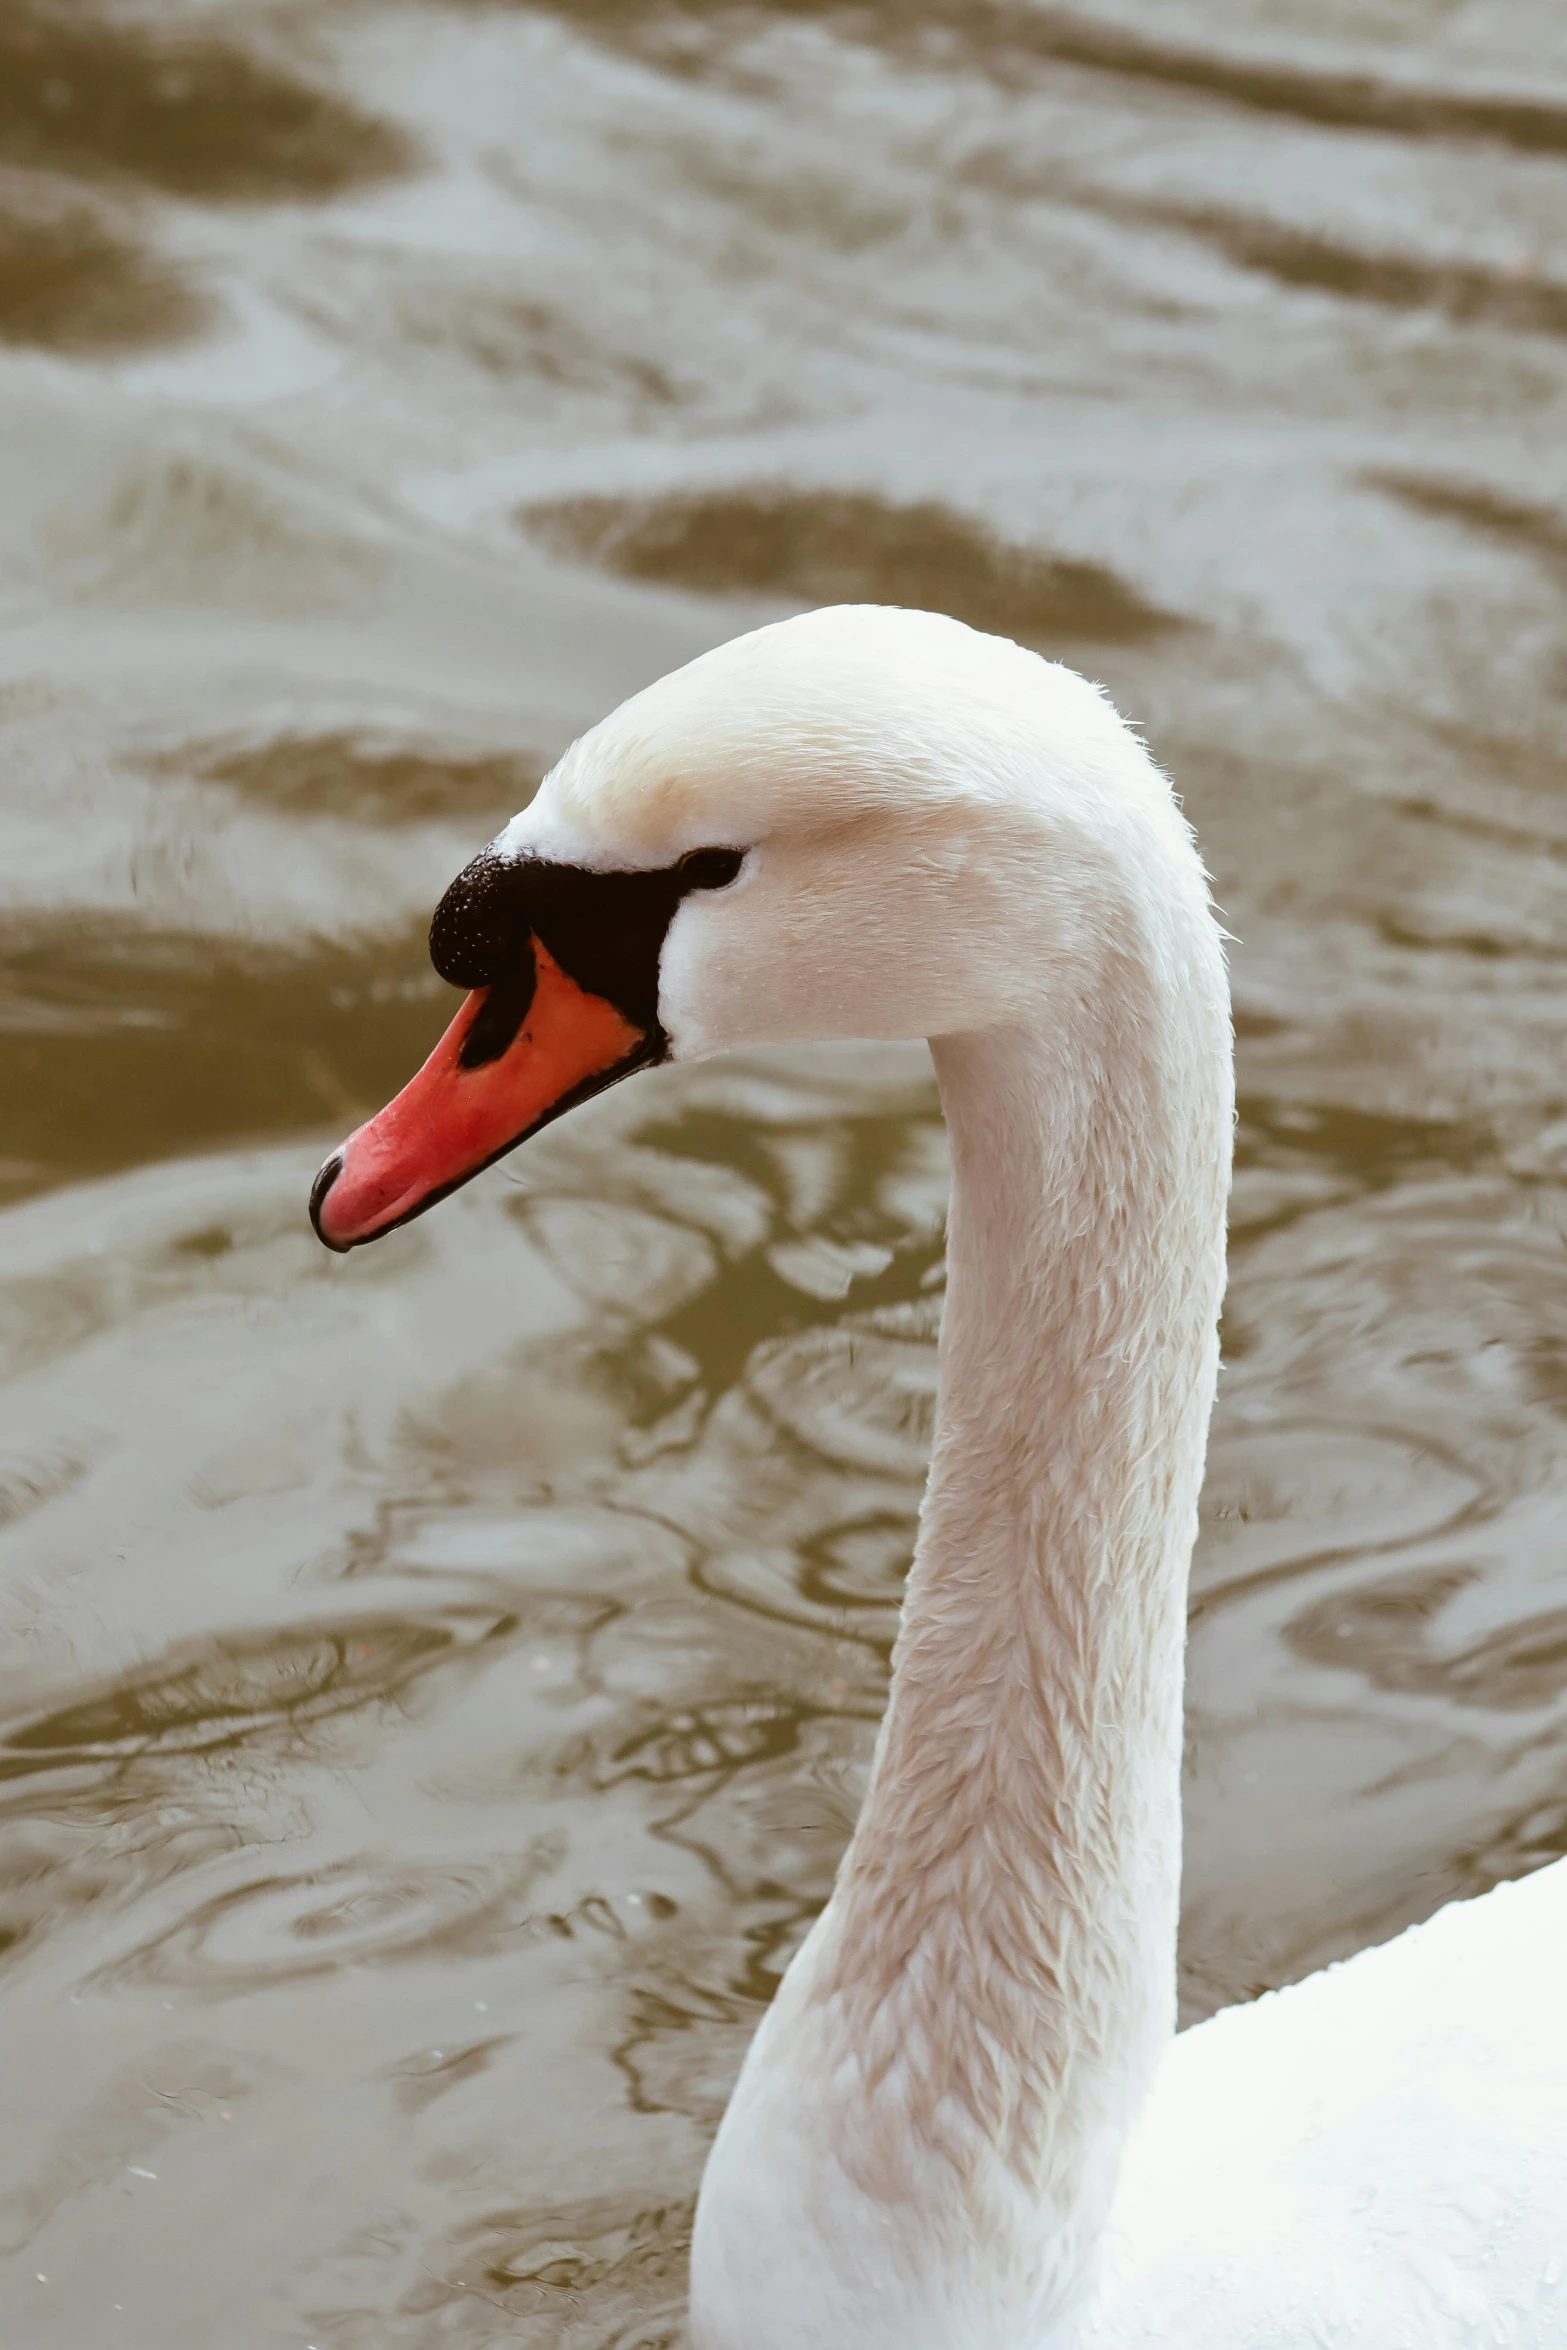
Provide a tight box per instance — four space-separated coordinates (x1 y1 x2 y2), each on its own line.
831 983 1229 2319
690 833 1232 2350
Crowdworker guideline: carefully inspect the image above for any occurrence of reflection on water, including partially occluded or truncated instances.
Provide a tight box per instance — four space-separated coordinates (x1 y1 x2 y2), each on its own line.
522 488 1181 644
3 0 1567 2342
0 181 205 358
0 2 414 201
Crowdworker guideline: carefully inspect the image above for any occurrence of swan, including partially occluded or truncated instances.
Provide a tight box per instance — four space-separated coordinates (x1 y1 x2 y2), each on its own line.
309 605 1567 2350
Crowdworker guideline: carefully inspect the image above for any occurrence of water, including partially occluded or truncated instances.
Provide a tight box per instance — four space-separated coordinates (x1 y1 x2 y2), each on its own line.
3 1 1567 2339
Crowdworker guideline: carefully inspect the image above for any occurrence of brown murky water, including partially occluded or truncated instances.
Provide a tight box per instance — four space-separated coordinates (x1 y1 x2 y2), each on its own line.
4 2 1567 2340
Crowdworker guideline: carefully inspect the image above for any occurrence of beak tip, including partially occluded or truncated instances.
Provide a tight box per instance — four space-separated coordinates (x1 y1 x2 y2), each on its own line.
309 1152 352 1252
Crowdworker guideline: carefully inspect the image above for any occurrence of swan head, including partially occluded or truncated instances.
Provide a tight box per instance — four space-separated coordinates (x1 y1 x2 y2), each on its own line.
310 603 1183 1250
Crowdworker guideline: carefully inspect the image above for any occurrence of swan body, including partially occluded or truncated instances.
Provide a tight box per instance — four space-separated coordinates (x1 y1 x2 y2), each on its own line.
312 605 1567 2349
1091 1853 1567 2347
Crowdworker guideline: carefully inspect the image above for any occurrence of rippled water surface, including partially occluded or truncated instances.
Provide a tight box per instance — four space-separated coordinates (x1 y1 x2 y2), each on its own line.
4 1 1567 2340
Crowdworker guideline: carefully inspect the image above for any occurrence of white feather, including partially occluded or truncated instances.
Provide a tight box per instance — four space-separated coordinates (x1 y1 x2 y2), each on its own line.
499 605 1567 2350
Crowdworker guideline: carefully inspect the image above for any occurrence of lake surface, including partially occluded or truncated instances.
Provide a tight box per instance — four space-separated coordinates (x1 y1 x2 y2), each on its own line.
3 2 1567 2341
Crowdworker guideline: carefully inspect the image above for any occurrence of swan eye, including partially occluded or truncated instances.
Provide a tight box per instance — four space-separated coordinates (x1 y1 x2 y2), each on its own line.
680 847 744 891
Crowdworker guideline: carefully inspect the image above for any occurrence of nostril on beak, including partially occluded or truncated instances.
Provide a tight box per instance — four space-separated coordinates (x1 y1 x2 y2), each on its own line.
309 1152 348 1250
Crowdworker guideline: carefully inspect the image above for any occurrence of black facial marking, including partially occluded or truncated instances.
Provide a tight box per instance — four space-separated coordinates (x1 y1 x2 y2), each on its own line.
428 843 744 1068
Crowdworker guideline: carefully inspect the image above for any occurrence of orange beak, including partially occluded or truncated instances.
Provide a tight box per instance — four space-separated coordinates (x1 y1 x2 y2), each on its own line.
310 938 651 1251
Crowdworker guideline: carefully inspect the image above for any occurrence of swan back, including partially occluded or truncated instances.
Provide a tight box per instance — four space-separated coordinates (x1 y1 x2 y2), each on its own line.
1091 1857 1567 2348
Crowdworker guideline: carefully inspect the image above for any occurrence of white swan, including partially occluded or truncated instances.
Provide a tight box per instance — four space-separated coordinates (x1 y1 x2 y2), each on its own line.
310 605 1567 2350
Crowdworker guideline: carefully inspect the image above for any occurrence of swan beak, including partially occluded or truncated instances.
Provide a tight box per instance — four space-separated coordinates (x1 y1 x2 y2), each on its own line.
309 938 652 1251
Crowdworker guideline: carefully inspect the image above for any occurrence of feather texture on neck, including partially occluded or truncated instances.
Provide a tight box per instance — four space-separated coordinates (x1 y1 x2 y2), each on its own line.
691 796 1231 2350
